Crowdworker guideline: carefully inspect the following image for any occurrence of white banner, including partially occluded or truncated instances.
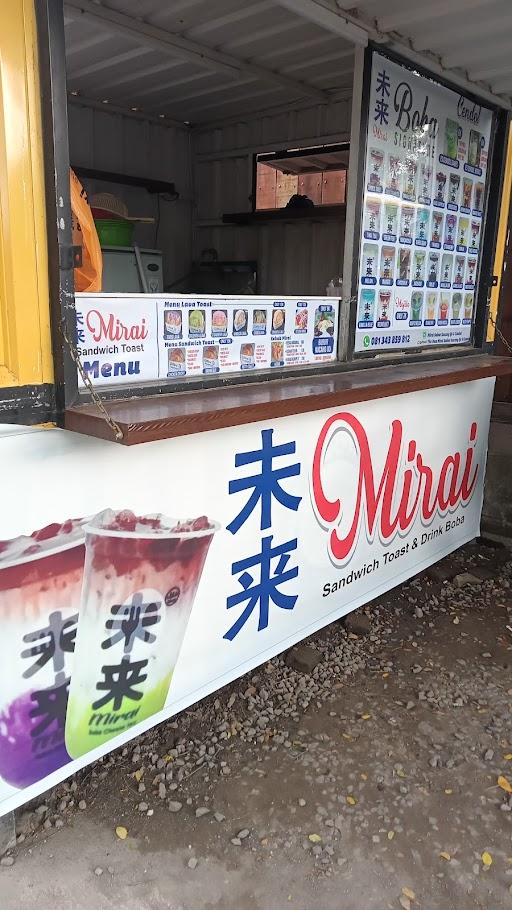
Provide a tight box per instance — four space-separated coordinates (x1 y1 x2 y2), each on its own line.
355 53 494 353
75 294 339 386
0 377 494 816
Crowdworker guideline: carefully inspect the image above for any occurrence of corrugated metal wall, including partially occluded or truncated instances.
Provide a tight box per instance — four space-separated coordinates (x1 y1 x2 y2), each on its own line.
67 96 351 295
192 97 351 295
67 104 193 288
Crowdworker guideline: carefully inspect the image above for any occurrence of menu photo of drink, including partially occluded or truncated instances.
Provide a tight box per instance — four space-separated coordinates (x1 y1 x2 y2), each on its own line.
355 51 493 353
158 296 339 378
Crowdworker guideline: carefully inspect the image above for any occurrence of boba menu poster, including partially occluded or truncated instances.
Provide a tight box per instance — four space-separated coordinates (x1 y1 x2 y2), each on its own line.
354 52 494 353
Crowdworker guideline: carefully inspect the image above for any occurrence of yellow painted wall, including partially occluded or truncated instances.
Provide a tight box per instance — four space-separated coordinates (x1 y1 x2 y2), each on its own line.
0 0 53 387
487 122 512 344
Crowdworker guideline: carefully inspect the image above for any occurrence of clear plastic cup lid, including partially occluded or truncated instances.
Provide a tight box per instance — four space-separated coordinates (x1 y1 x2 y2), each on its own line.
84 509 220 539
0 518 88 569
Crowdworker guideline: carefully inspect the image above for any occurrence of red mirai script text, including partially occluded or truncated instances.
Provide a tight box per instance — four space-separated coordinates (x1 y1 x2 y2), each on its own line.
86 310 148 343
311 412 478 564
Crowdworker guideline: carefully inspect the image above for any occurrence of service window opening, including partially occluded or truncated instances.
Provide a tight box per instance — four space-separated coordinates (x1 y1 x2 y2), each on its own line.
61 0 355 391
57 1 500 399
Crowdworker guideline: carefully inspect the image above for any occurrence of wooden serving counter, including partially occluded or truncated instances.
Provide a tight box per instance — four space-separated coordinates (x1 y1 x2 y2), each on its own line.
65 354 512 446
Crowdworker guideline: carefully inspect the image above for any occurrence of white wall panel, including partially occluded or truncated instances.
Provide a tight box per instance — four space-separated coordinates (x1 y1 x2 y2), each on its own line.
68 95 351 294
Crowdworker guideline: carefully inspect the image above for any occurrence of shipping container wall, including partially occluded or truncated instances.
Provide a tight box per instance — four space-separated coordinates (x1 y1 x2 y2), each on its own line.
192 97 351 295
67 104 193 289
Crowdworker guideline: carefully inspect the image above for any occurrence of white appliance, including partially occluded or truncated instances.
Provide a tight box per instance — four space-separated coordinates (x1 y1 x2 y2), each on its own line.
101 246 164 293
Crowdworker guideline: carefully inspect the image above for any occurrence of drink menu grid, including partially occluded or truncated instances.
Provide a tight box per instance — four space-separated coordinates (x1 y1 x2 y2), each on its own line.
75 295 339 387
354 52 493 353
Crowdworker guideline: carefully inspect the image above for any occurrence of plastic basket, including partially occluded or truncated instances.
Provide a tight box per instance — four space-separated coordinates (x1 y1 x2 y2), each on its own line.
94 218 134 248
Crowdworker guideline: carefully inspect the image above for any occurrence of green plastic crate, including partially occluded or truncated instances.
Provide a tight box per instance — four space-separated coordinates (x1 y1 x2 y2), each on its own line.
94 218 134 248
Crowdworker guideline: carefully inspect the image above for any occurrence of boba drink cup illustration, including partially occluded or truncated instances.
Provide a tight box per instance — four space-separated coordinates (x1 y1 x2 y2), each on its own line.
444 214 456 246
466 258 477 285
474 183 484 211
359 289 375 323
0 520 87 788
458 218 469 247
435 172 447 203
380 247 395 281
468 130 481 168
445 119 459 160
464 293 474 320
471 220 480 249
362 244 378 278
439 295 449 321
454 256 465 284
65 510 218 758
398 249 411 282
416 209 429 242
403 159 417 198
441 254 453 284
431 212 443 244
426 293 437 321
364 199 381 234
378 290 391 321
411 292 423 322
419 160 432 198
448 174 460 206
384 203 398 235
400 206 414 238
428 252 439 283
462 178 473 209
413 251 425 282
368 148 384 188
386 155 401 194
452 293 462 319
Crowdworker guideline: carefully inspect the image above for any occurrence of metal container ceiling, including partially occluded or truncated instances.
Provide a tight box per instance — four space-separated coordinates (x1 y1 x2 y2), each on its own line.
64 0 355 124
64 0 512 128
65 0 512 124
336 0 512 106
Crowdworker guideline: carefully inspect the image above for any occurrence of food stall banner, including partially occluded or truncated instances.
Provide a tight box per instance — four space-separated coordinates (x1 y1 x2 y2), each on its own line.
74 294 339 387
354 52 494 353
0 377 494 816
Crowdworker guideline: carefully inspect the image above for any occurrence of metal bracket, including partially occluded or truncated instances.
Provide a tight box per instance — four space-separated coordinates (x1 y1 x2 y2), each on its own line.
59 244 82 270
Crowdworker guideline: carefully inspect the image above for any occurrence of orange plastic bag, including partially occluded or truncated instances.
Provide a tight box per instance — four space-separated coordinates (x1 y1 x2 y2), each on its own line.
70 168 102 292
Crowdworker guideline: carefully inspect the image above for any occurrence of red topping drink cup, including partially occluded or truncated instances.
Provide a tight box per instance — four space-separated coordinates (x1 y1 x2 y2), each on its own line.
0 521 86 789
65 510 218 758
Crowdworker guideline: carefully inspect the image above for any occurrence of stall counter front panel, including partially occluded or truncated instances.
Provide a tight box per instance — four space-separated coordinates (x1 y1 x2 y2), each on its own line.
0 376 496 817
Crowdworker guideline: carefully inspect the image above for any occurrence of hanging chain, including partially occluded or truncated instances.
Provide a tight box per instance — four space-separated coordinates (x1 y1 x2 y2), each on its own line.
60 319 124 441
488 311 512 357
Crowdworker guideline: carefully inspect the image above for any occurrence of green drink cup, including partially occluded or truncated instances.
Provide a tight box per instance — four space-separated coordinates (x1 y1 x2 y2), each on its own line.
411 293 423 322
65 510 218 758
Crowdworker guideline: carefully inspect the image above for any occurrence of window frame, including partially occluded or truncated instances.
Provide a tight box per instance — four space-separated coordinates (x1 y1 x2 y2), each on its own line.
253 142 349 213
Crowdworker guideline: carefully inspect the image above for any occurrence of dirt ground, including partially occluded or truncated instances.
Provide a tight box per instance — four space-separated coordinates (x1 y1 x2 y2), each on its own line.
2 537 512 910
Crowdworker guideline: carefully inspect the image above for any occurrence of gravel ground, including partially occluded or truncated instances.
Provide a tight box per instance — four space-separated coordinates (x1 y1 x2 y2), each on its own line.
2 537 512 910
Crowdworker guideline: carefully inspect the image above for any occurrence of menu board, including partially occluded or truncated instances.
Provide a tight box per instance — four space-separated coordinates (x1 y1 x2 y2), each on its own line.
74 295 339 387
354 52 494 353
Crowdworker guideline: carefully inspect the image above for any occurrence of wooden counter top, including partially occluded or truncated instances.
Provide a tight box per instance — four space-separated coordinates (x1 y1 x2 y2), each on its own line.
65 354 512 446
